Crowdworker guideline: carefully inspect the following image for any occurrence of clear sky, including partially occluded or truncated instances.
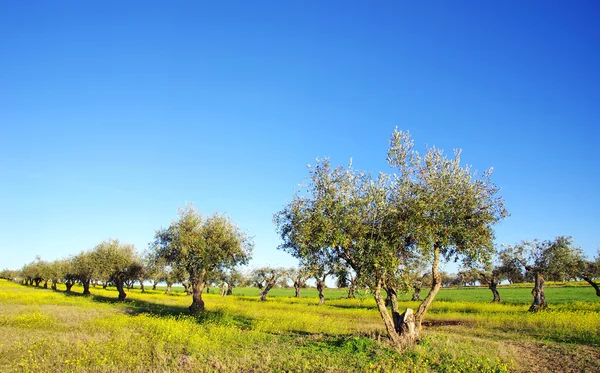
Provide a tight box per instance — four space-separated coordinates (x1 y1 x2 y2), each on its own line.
1 1 598 272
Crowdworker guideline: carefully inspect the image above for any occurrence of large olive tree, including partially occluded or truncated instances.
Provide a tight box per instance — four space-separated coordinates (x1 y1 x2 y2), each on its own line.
275 129 507 347
151 205 253 315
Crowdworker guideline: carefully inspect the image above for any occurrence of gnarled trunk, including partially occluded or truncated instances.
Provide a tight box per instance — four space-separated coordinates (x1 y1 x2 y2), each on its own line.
489 279 501 302
65 281 74 292
316 280 325 305
34 278 41 287
347 284 355 299
189 273 206 316
82 279 91 295
373 283 416 347
294 282 301 298
583 277 600 297
529 272 547 312
260 283 274 301
411 285 421 301
115 279 127 301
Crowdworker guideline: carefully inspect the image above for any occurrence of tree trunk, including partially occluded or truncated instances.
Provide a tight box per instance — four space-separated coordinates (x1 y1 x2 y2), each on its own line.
347 284 355 299
82 279 91 295
115 280 127 301
102 282 108 289
65 281 74 292
34 279 41 287
139 279 145 293
260 283 274 301
316 280 325 305
294 282 301 298
583 277 600 297
373 283 416 347
489 279 501 302
43 280 48 289
51 280 57 291
165 282 172 294
529 272 547 312
415 245 442 333
189 276 206 316
153 280 158 290
411 285 421 301
206 286 210 294
226 286 233 296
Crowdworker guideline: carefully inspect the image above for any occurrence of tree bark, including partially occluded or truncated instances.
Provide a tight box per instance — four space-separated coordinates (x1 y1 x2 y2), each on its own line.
316 280 325 305
529 272 547 312
373 283 416 347
489 279 501 302
260 283 274 301
65 281 74 292
165 282 172 294
152 280 158 290
115 279 127 301
82 279 91 295
347 284 355 299
411 285 421 301
583 277 600 297
415 245 442 333
294 282 301 298
34 279 41 287
139 279 145 293
43 280 48 289
189 274 206 316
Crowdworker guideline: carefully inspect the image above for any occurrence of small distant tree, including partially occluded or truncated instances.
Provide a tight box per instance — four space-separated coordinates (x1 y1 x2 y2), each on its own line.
253 267 287 301
290 266 312 298
73 250 96 295
220 268 244 296
503 236 584 311
152 205 253 315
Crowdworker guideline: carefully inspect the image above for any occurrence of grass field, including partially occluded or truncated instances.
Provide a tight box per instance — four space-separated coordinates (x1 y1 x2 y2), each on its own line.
1 280 599 372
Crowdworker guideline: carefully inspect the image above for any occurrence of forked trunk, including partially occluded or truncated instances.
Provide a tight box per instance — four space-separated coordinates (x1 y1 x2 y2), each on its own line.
529 272 547 312
65 281 74 292
373 283 416 347
583 277 600 297
82 279 91 295
189 276 206 316
316 280 325 305
34 279 41 287
115 280 127 301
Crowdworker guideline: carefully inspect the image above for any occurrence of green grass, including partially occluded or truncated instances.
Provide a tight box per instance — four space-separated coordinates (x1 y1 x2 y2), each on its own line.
1 279 599 372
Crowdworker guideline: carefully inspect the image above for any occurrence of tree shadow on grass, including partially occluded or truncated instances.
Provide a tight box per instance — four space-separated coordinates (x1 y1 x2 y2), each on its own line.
60 289 255 329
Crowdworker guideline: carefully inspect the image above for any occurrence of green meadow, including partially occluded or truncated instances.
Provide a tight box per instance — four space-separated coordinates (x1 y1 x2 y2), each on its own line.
1 279 599 373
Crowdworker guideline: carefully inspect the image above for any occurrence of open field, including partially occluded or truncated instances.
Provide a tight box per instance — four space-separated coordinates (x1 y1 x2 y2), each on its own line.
1 280 599 373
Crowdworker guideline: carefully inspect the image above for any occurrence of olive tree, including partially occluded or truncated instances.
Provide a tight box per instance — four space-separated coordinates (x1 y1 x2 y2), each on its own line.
290 266 312 298
252 267 287 301
93 239 142 301
151 205 253 315
503 236 584 311
275 129 507 347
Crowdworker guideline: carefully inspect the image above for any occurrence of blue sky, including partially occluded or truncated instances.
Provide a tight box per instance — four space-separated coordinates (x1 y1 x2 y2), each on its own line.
1 1 598 272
